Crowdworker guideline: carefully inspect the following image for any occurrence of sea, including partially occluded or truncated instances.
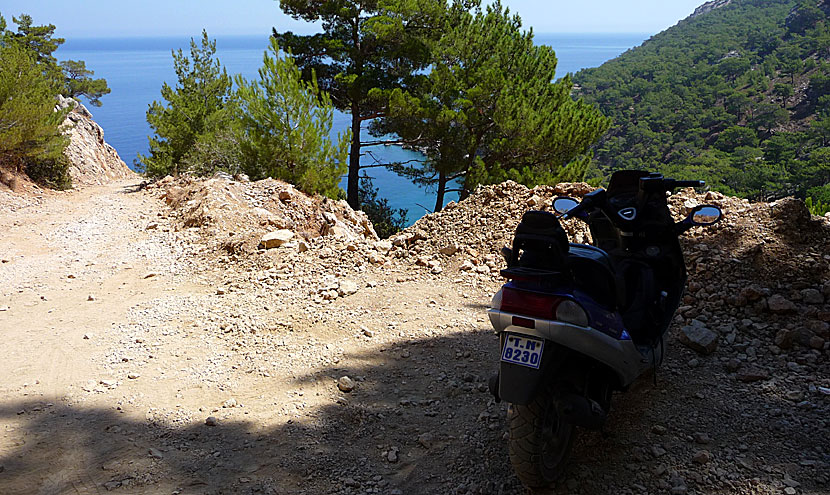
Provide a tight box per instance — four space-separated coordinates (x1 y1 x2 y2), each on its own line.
58 33 647 225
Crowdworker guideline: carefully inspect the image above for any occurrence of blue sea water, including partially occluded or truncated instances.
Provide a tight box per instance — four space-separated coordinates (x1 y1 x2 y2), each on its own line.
58 33 646 224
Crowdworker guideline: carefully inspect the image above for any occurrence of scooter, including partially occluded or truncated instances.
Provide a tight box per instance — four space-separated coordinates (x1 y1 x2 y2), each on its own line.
487 170 722 490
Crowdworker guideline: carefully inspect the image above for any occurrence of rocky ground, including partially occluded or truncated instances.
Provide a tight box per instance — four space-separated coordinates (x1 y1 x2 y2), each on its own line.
0 175 828 495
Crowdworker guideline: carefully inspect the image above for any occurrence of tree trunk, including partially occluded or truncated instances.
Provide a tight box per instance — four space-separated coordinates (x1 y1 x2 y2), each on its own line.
347 103 361 209
434 169 447 213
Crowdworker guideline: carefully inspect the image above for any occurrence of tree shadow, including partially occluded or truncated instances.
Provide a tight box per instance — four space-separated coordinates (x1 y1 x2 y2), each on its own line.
1 328 825 494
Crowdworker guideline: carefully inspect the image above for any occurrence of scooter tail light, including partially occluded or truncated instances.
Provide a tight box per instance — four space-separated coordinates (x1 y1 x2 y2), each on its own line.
499 286 562 320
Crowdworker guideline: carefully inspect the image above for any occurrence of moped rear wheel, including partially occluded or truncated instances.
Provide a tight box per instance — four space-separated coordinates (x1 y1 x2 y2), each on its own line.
508 391 575 491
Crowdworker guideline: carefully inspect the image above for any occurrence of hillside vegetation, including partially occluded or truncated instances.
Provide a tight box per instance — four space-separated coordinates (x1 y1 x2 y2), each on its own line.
574 0 830 213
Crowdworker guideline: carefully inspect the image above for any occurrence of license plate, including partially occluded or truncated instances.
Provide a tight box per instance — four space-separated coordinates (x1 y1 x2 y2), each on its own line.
501 334 544 369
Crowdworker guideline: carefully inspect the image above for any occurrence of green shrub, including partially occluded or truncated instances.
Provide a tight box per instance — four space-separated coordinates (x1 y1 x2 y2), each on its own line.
358 174 408 239
0 42 70 188
235 38 349 199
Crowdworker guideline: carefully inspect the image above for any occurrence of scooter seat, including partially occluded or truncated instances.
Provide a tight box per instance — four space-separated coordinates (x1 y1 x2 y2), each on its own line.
567 244 620 309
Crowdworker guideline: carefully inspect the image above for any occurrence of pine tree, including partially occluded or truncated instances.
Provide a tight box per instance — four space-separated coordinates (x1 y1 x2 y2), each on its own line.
235 38 349 198
1 14 110 106
272 0 448 208
61 60 111 107
139 31 233 177
375 1 609 211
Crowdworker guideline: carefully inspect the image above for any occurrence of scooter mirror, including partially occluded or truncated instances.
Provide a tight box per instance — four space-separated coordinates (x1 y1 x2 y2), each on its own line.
553 197 579 216
689 205 722 225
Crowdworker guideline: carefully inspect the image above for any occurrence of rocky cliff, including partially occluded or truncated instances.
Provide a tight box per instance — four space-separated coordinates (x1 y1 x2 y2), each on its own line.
56 95 135 186
688 0 733 20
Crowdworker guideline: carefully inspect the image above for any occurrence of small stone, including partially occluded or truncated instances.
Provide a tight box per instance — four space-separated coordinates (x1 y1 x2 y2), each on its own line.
737 368 769 383
460 260 474 271
693 432 711 444
278 190 292 201
103 480 121 491
374 239 393 253
338 280 359 297
801 288 824 305
337 376 355 393
143 272 160 279
784 488 796 495
809 335 825 350
260 229 294 249
783 476 801 488
146 222 158 230
83 334 92 340
100 379 117 388
725 359 741 372
651 425 667 435
127 373 140 380
148 448 164 459
362 328 374 338
671 485 688 495
775 329 795 350
418 433 435 449
768 294 797 314
216 288 226 295
692 450 711 464
343 477 359 488
222 398 238 408
786 390 804 402
678 322 719 355
87 294 96 301
386 448 399 463
439 244 459 256
205 416 218 426
298 240 310 253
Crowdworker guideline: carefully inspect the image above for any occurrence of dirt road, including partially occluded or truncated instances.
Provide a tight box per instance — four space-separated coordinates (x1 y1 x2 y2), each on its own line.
1 180 827 495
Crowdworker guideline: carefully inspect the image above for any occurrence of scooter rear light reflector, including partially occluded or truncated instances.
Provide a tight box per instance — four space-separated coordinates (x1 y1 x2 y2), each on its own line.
511 316 535 329
500 287 561 320
555 300 590 327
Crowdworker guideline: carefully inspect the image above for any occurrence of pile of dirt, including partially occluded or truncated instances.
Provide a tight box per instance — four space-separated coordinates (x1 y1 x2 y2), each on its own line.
385 181 595 275
151 174 378 256
393 178 830 352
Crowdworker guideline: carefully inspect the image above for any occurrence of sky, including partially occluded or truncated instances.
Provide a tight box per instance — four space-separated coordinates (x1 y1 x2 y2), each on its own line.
1 0 709 38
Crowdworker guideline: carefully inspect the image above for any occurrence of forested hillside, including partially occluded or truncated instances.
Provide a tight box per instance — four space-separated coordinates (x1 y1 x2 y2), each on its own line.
574 0 830 213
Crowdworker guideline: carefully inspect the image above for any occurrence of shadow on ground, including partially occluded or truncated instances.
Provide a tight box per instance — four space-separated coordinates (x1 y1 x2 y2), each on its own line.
1 327 825 494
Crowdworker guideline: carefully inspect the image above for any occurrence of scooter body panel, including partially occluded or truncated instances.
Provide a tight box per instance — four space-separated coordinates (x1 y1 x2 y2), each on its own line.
490 309 653 397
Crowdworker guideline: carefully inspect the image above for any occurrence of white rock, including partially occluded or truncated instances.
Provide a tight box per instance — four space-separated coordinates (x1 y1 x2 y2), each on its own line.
337 376 355 392
260 230 294 249
338 280 359 296
374 240 393 253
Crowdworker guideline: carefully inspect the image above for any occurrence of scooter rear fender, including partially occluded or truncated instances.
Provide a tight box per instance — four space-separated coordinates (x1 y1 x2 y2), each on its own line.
490 309 652 390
